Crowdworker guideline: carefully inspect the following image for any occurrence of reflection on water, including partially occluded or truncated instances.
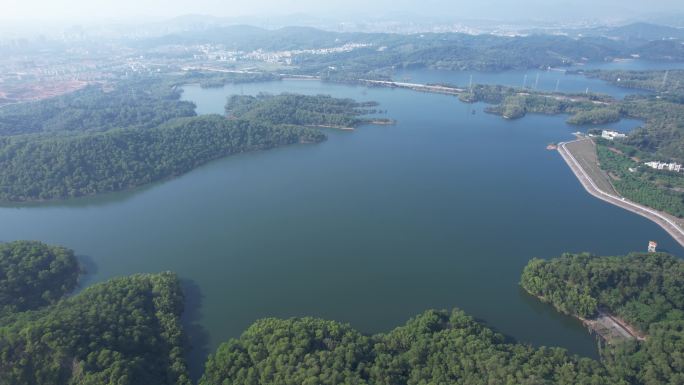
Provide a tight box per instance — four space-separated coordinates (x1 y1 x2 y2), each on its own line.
181 279 211 382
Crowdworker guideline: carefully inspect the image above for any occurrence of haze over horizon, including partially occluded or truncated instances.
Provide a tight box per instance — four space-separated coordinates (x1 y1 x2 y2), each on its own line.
3 0 684 25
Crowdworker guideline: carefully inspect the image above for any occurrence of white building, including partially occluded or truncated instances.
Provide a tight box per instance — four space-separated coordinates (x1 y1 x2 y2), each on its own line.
644 161 683 172
601 130 627 140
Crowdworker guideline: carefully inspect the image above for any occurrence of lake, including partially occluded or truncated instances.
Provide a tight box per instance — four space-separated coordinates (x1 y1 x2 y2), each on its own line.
0 68 681 378
395 60 684 99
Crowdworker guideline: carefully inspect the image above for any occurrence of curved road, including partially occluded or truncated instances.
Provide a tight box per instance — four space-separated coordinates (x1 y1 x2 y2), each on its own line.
558 138 684 248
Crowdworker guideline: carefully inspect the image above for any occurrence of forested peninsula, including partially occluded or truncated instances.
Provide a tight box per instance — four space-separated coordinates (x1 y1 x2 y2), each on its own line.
2 241 682 385
0 116 323 201
0 80 379 202
200 252 684 385
521 252 684 385
201 309 608 385
0 79 196 137
0 241 191 385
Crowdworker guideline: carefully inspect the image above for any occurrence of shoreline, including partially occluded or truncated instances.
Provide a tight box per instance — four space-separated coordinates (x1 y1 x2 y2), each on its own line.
525 290 644 343
558 137 684 248
351 75 684 249
580 311 644 343
307 124 355 131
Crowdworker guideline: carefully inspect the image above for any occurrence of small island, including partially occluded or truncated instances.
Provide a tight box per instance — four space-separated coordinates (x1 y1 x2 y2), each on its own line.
225 93 394 130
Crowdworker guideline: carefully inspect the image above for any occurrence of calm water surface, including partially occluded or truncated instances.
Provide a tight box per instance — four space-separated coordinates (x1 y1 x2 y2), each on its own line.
396 61 684 99
1 69 682 377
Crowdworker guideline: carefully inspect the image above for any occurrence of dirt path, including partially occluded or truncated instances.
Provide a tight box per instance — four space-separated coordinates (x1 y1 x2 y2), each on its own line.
584 310 641 343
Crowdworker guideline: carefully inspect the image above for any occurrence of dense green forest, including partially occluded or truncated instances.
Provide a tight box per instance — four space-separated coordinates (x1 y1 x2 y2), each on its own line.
0 78 197 136
0 242 190 385
0 115 324 201
201 309 611 385
141 24 684 71
563 70 684 162
0 76 387 202
3 241 683 385
149 27 626 76
619 97 684 162
0 272 191 385
183 71 283 88
3 21 684 385
520 252 684 385
225 93 381 128
484 93 588 120
520 252 684 328
457 84 615 121
201 274 684 385
566 107 621 125
295 30 684 79
0 241 79 315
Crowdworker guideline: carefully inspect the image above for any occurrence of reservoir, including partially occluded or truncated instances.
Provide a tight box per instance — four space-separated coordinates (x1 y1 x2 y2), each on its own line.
395 61 684 98
0 68 681 377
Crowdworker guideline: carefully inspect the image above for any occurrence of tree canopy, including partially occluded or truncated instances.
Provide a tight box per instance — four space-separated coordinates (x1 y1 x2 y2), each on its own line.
0 240 80 315
0 272 191 385
201 309 611 385
0 78 391 202
0 78 197 137
521 252 684 385
225 93 379 128
0 115 324 201
2 242 683 385
521 252 684 328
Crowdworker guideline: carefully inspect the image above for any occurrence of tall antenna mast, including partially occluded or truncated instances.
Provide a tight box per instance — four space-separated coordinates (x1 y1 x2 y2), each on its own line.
522 74 528 89
534 73 540 90
555 79 560 92
469 74 473 91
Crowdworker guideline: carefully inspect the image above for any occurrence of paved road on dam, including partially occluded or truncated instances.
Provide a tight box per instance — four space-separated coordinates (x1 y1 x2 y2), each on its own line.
558 137 684 248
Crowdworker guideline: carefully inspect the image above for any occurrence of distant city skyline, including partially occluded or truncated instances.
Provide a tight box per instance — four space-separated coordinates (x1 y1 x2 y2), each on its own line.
3 0 684 24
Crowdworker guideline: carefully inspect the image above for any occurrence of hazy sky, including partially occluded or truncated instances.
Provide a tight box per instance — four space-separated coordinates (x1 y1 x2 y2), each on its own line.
3 0 684 23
